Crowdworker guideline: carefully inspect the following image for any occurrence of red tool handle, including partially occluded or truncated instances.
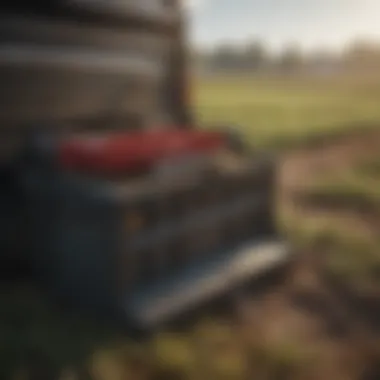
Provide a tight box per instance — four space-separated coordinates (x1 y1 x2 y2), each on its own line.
59 129 225 174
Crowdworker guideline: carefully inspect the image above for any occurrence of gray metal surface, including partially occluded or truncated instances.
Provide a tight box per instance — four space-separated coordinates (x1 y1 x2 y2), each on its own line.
0 20 170 128
0 3 180 134
0 15 171 51
127 195 261 250
0 45 165 124
65 0 180 25
124 239 291 327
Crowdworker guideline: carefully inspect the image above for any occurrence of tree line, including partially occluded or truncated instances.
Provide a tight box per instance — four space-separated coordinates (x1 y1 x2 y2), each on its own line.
192 39 380 74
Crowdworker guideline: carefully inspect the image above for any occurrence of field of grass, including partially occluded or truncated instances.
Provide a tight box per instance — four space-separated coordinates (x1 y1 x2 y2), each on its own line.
299 175 380 213
298 155 380 214
292 155 380 283
194 73 380 148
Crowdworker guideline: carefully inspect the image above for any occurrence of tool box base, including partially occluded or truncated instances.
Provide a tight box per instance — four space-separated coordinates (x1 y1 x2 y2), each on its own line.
124 239 291 329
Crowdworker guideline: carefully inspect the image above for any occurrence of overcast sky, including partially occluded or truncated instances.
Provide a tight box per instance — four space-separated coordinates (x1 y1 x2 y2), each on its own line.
185 0 380 52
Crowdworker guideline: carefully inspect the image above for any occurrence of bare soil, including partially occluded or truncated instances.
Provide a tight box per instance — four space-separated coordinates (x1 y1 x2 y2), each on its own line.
238 130 380 380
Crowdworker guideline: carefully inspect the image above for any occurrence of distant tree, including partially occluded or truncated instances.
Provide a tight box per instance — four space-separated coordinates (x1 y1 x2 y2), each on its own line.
210 43 244 70
242 40 268 70
344 39 380 69
278 43 304 72
306 49 341 73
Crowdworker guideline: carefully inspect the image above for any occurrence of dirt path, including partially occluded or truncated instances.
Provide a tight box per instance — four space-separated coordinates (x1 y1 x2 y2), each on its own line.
278 129 380 236
280 129 380 193
237 130 380 380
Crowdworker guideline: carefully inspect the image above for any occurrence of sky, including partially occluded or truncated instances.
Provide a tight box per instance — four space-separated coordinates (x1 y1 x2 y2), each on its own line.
185 0 380 52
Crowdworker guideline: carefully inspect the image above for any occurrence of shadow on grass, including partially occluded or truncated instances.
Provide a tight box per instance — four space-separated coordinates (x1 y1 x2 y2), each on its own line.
290 288 352 340
295 184 380 216
0 257 298 380
293 151 380 214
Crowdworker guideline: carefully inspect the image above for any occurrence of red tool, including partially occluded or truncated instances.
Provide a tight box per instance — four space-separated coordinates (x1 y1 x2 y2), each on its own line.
59 128 226 174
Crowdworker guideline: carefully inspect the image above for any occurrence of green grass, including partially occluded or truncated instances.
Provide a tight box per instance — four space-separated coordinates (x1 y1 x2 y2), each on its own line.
0 284 123 379
283 215 380 287
300 178 380 212
248 340 317 380
2 309 313 380
324 236 380 286
194 74 380 149
298 158 380 213
355 157 380 178
3 225 379 380
288 156 380 285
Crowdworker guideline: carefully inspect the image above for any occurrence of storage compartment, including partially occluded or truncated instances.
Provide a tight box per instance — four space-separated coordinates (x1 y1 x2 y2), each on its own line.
20 133 280 322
